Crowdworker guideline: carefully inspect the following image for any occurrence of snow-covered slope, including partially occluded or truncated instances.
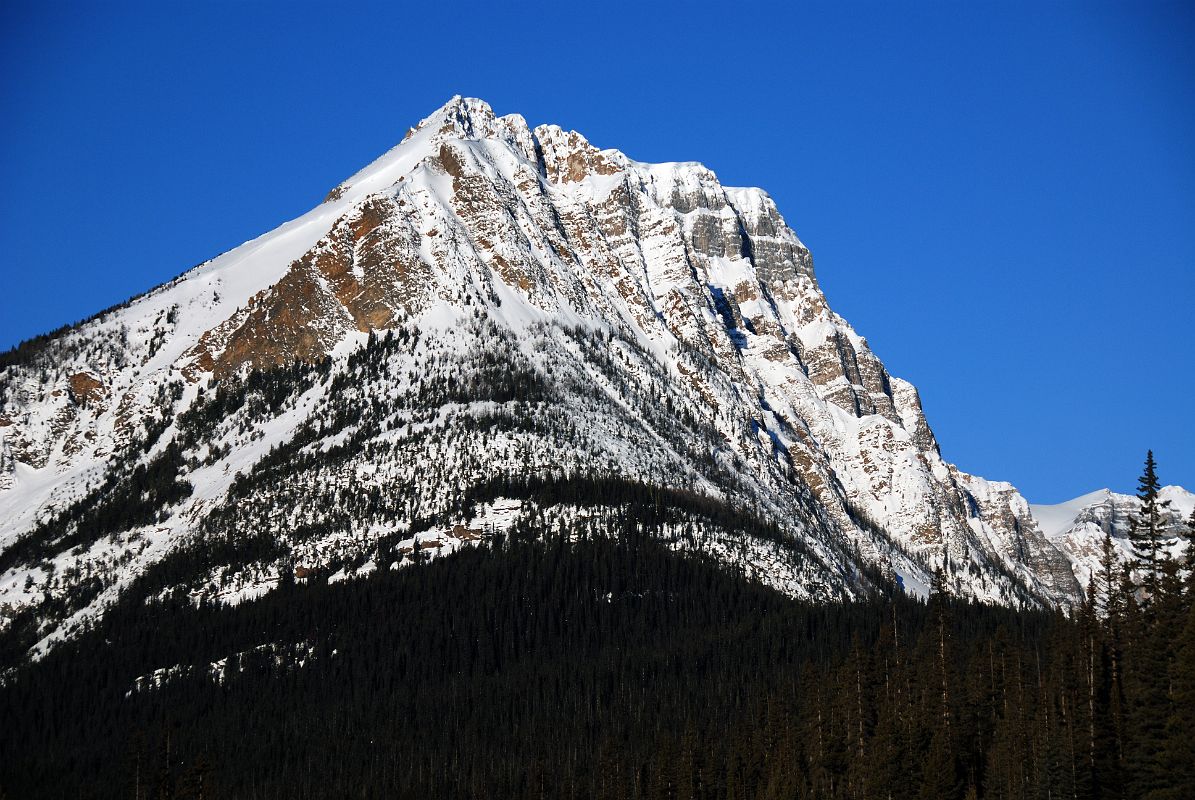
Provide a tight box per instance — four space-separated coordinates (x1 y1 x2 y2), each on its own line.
0 97 1114 660
1031 486 1194 588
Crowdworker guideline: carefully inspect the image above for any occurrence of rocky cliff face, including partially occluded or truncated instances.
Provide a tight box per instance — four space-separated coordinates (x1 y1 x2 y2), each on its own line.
1 98 1093 659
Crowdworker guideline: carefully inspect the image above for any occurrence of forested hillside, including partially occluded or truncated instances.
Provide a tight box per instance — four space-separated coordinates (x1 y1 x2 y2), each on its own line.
3 512 1192 799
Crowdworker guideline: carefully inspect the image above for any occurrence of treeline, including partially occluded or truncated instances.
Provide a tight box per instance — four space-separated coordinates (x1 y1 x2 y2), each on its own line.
2 513 1193 799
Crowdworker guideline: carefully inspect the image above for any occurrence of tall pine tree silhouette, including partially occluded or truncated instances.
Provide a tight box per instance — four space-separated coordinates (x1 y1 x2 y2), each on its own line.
1128 450 1170 599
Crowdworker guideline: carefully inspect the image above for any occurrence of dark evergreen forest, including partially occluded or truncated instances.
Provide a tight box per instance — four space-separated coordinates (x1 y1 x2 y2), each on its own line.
2 512 1193 800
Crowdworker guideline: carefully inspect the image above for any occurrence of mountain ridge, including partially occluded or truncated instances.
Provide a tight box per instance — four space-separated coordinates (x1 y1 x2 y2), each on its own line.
1031 484 1194 588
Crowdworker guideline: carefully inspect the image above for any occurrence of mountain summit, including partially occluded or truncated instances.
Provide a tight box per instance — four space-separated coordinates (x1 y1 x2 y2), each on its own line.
0 98 1148 659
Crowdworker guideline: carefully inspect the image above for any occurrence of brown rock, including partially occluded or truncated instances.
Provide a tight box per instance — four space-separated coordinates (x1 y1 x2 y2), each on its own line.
67 372 106 407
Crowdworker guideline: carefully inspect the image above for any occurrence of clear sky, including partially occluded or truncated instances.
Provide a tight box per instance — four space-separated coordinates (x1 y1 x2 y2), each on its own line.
1 1 1192 502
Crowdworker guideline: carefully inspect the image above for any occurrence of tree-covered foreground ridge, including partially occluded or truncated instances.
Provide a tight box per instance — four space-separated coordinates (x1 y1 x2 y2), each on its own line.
1 453 1193 799
1 98 1193 797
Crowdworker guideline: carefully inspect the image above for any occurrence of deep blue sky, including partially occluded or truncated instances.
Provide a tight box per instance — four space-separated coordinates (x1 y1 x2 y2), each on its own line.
1 1 1192 502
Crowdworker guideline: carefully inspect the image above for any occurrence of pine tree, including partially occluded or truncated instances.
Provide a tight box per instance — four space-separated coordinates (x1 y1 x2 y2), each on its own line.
1098 531 1120 620
1185 507 1195 578
919 726 962 800
930 566 953 736
1128 450 1171 598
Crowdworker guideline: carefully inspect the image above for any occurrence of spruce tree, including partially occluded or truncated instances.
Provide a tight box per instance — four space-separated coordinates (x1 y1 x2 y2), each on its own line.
1098 531 1120 620
1128 450 1170 598
1186 507 1195 574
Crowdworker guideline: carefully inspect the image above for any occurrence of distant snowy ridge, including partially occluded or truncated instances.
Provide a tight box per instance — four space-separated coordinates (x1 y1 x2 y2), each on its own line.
1031 486 1194 588
1 97 1163 660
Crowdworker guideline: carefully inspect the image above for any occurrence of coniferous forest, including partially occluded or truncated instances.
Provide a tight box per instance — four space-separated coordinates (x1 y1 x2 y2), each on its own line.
2 507 1194 800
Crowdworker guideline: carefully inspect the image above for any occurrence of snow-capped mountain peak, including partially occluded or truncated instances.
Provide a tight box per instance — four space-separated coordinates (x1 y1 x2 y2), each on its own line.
2 97 1173 661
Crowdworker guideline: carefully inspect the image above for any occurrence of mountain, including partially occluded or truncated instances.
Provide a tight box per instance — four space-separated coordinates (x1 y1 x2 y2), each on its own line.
1032 485 1194 587
0 97 1159 664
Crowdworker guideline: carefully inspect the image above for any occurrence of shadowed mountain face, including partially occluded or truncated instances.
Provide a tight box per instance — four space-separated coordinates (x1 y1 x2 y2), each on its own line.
0 97 1088 662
